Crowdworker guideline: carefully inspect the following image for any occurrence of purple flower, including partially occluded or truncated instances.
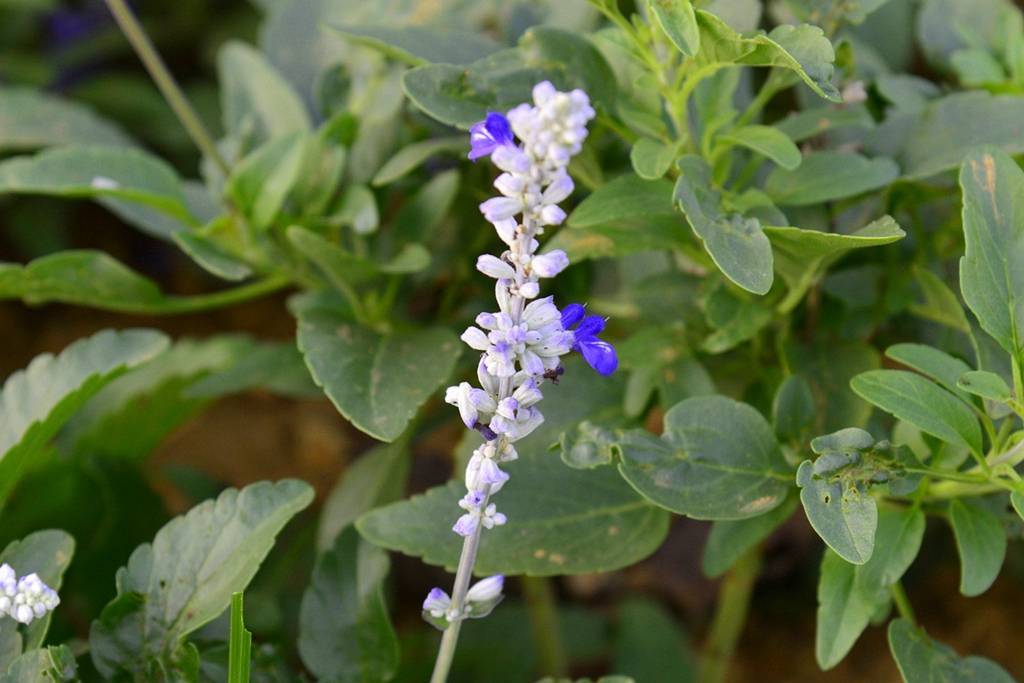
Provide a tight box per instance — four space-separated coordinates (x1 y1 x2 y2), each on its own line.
561 304 618 376
469 112 515 160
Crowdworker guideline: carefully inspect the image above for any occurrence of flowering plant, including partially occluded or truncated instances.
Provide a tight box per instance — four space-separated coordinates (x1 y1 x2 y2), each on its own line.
2 0 1024 681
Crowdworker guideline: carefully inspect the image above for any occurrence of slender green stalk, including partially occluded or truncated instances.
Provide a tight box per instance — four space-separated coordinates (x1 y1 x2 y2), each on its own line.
522 576 569 677
698 547 762 683
890 582 916 625
137 275 290 315
104 0 230 175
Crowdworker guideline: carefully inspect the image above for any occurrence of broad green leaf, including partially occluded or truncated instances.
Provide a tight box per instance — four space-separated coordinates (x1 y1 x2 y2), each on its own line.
815 549 883 670
357 363 669 575
787 341 880 433
888 618 1015 683
656 355 715 408
951 48 1006 86
949 499 1006 597
186 341 320 400
0 86 132 151
1011 492 1024 521
629 138 676 180
899 92 1024 180
295 306 460 442
402 27 615 128
228 132 309 231
764 216 904 310
613 598 696 683
957 370 1012 402
570 174 675 227
720 125 801 170
649 0 700 57
675 156 773 295
702 495 798 577
219 41 311 141
0 646 77 683
772 375 815 443
172 230 253 282
89 480 314 679
559 421 620 470
916 0 1020 70
317 443 410 552
0 530 75 663
765 151 898 206
797 459 877 565
547 217 688 261
617 395 791 519
701 284 772 354
857 507 925 592
958 146 1024 356
372 136 467 186
227 593 251 683
850 370 983 456
884 343 975 405
335 184 380 234
329 24 500 66
0 329 168 509
775 105 874 143
909 266 972 334
298 528 399 683
0 145 196 238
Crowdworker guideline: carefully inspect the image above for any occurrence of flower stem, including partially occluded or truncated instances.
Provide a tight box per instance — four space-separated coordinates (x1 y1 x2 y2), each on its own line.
698 547 762 683
429 513 487 683
890 582 916 625
104 0 230 176
522 576 568 677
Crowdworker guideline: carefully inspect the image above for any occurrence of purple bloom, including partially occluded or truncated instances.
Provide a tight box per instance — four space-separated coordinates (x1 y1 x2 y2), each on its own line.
469 112 515 160
561 304 618 376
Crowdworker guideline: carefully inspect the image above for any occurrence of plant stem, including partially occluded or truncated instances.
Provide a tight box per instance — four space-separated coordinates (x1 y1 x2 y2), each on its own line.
155 275 290 314
104 0 230 176
429 506 488 683
698 547 762 683
522 576 568 677
890 582 916 625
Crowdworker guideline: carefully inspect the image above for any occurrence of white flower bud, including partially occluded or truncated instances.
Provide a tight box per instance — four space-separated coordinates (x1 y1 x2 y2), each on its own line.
531 250 569 278
476 254 516 280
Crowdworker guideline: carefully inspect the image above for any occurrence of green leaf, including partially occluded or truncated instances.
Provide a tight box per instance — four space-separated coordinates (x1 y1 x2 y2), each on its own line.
884 343 976 405
296 306 460 442
89 480 314 679
228 132 309 230
559 421 619 470
949 499 1006 597
218 41 311 141
909 266 972 334
298 528 399 683
227 593 252 683
0 646 77 683
0 145 196 238
958 146 1024 356
675 156 773 295
649 0 700 57
815 549 883 670
335 184 380 234
613 598 696 683
328 24 500 66
702 495 798 577
787 341 880 433
772 375 815 443
629 138 676 180
172 230 253 281
701 284 772 354
0 329 168 509
719 125 801 170
372 136 467 186
857 507 925 592
764 151 898 206
0 86 132 151
888 618 1015 683
317 443 410 552
357 363 669 575
764 216 905 309
570 174 675 227
796 457 877 565
1011 492 1024 521
0 530 75 662
957 370 1012 402
617 395 791 519
898 92 1024 180
850 370 983 456
402 27 616 128
185 340 319 400
775 104 874 142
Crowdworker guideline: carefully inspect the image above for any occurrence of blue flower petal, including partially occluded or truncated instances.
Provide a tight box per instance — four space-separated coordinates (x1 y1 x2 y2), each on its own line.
579 339 618 376
575 314 605 339
560 303 586 329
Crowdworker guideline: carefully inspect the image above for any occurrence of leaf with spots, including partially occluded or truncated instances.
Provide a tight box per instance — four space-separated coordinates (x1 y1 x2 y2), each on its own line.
616 396 793 520
296 305 461 442
88 480 314 680
357 362 670 575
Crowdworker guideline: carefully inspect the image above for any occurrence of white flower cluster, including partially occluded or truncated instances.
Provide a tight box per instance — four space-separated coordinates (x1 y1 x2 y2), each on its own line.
444 82 595 539
422 575 504 630
0 564 59 625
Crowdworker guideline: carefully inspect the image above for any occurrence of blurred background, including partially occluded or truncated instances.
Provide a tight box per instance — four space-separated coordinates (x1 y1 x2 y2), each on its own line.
2 1 1024 680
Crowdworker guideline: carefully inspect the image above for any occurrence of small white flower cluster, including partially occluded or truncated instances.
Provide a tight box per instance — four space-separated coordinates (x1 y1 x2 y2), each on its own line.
445 82 595 539
0 564 59 626
422 575 504 630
